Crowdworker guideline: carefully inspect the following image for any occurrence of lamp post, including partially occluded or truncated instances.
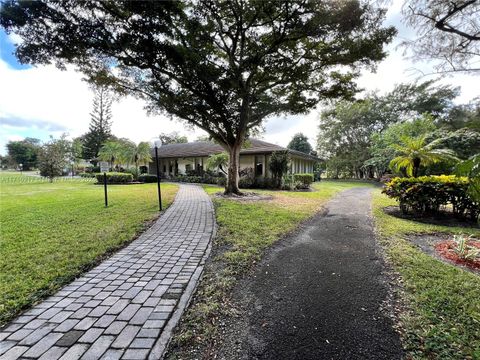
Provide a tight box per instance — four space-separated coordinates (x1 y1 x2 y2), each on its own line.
154 139 163 211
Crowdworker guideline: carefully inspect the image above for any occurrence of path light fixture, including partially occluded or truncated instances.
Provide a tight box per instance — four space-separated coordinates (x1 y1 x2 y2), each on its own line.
19 163 23 174
154 139 163 211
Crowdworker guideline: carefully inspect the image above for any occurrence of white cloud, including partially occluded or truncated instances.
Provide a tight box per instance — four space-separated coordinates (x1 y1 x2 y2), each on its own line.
0 59 205 154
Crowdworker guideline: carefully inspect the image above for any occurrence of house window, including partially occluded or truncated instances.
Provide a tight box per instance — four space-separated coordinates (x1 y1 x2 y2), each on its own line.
255 155 263 176
186 164 192 172
163 164 166 173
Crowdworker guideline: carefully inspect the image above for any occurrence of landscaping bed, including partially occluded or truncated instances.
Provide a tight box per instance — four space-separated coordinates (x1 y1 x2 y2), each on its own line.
373 191 480 359
408 233 480 274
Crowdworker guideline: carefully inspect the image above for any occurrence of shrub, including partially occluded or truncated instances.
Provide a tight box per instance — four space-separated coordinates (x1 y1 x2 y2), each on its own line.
383 175 479 221
138 174 158 183
269 151 290 188
85 166 100 173
217 177 227 187
125 167 139 180
95 172 133 184
79 172 96 178
452 234 480 261
293 173 314 189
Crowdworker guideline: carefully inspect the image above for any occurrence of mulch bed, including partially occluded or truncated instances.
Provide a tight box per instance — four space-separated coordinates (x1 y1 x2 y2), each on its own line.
383 206 479 228
434 240 480 271
214 192 273 202
407 233 480 274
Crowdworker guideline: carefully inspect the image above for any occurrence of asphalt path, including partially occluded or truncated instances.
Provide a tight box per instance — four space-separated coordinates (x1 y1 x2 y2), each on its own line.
220 187 404 360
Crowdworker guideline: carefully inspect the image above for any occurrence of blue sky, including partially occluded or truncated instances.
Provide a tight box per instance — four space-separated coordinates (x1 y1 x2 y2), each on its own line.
1 2 479 156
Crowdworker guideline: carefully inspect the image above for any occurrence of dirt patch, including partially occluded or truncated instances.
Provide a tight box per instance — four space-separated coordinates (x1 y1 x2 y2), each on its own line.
407 233 480 275
383 206 479 228
214 192 273 202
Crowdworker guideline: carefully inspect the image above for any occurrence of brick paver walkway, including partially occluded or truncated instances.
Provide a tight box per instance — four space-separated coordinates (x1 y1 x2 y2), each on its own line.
0 184 215 360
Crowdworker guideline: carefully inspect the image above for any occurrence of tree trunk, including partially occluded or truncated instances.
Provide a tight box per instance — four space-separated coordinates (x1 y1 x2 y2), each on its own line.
413 158 421 178
225 143 242 195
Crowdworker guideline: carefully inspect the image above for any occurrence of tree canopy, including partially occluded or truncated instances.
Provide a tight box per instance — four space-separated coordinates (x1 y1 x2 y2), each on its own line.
6 137 41 170
287 133 313 154
0 0 395 194
81 85 114 162
401 0 480 73
159 132 188 145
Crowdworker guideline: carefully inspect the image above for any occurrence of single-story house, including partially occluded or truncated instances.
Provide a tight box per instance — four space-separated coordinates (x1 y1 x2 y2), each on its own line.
149 139 319 178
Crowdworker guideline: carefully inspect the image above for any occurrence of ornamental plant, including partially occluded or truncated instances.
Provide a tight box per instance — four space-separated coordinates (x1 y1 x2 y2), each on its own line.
452 235 480 261
383 175 479 221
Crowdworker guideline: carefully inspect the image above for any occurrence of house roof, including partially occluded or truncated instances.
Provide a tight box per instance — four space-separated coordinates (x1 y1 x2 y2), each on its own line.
152 139 320 161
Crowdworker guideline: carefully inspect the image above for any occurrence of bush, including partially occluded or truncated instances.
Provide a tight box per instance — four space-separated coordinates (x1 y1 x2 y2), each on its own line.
85 166 100 173
95 172 133 184
383 175 479 221
79 172 96 178
217 177 227 187
169 174 222 185
293 173 314 189
125 167 139 180
138 174 157 183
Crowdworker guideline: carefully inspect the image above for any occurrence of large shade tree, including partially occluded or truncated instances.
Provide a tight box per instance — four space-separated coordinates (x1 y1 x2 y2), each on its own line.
0 0 395 194
401 0 480 73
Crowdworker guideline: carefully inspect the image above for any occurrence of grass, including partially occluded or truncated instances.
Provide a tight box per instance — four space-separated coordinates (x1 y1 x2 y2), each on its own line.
0 173 178 325
372 191 480 359
167 180 376 358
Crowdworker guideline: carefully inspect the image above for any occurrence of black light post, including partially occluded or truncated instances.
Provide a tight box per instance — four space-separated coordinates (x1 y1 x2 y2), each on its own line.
154 140 163 211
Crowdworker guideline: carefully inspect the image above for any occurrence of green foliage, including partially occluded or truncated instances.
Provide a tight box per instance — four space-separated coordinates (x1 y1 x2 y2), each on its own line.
206 152 229 175
318 81 463 179
452 234 480 261
367 114 437 177
389 135 458 177
287 133 313 154
38 136 70 182
79 172 96 178
6 137 41 170
138 174 158 183
293 173 314 189
268 151 290 188
95 172 133 184
169 174 222 185
80 85 114 162
427 128 480 160
383 175 479 220
159 132 188 145
455 154 480 203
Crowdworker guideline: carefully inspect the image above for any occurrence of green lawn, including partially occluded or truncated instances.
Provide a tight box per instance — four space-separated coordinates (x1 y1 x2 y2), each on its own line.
0 174 178 325
372 191 480 359
168 180 377 357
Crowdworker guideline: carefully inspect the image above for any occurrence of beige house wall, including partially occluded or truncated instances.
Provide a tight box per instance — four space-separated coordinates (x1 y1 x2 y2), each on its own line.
153 153 315 177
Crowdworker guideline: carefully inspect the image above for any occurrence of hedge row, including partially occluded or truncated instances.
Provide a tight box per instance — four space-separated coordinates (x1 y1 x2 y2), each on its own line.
383 175 479 220
168 174 223 185
95 172 133 184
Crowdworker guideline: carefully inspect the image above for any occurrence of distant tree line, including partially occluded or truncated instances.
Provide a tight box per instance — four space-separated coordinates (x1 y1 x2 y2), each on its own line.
317 80 480 179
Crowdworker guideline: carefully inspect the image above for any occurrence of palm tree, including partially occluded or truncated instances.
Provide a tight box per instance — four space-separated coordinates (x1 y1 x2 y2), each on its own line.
135 142 152 172
98 140 122 169
389 135 458 177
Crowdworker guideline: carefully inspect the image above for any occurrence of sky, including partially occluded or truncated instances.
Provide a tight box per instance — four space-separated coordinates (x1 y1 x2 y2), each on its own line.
0 1 479 156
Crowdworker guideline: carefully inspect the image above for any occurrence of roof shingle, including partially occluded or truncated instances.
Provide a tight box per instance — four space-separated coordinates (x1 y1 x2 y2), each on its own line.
152 139 320 161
